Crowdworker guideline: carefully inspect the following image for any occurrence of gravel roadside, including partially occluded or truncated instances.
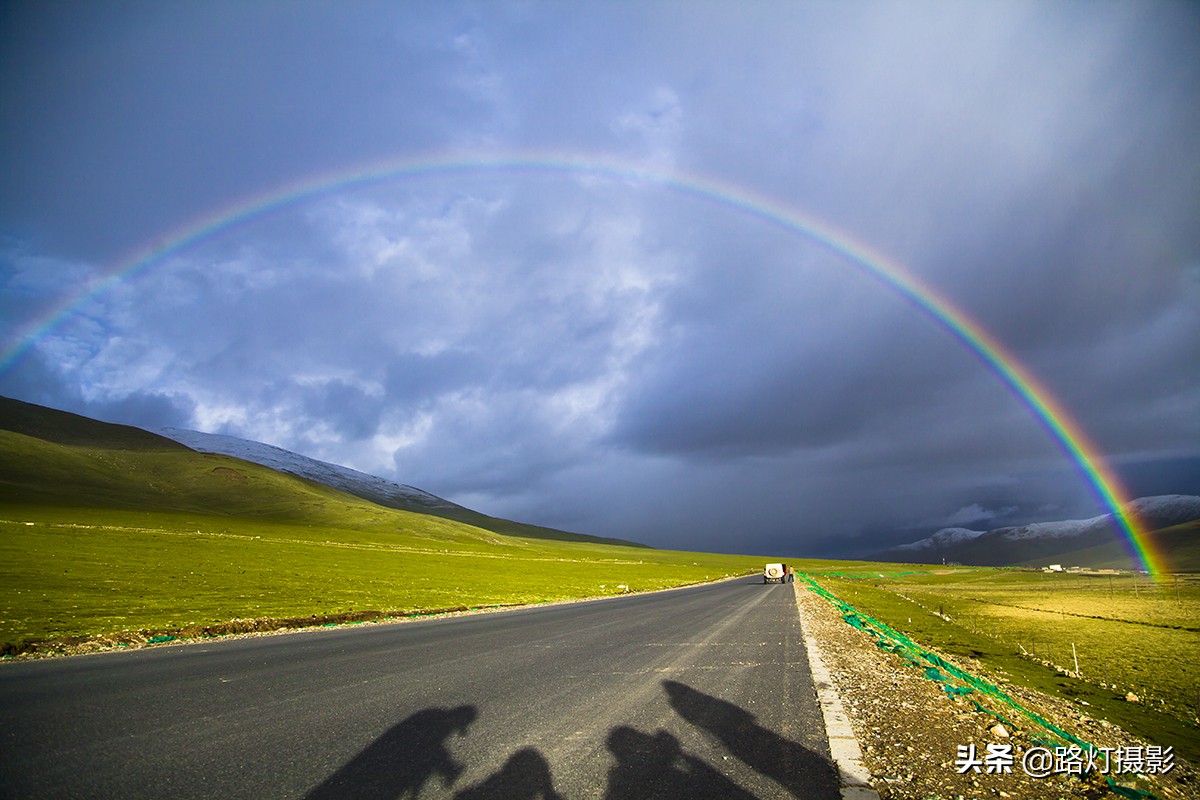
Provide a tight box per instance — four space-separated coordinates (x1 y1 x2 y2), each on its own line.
794 580 1197 800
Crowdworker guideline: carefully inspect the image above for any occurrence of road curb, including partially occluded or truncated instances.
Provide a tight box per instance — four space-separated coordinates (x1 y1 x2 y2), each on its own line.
793 582 881 800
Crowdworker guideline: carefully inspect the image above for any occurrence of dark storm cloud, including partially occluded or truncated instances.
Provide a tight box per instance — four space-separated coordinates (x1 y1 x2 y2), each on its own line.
383 352 486 407
297 379 385 441
87 391 197 430
1119 457 1200 500
0 347 194 431
0 1 497 260
1 1 1197 555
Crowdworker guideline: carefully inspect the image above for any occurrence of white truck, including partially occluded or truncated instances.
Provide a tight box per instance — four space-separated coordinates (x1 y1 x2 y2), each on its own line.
763 563 792 583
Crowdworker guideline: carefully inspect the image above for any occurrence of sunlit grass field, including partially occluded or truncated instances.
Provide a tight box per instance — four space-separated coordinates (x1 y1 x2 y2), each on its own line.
802 565 1200 765
0 505 773 649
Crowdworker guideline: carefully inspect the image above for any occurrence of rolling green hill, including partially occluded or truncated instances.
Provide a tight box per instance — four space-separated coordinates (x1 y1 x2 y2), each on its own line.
3 397 642 547
0 397 768 654
0 396 192 452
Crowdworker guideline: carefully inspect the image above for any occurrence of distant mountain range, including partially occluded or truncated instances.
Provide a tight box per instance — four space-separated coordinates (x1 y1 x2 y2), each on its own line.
157 428 1200 571
871 495 1200 571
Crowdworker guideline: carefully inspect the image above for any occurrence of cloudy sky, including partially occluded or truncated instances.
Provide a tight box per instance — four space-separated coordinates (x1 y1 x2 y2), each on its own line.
2 1 1198 556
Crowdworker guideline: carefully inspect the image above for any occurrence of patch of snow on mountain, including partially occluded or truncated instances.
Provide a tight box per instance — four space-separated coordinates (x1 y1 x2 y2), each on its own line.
993 516 1109 541
894 527 985 551
157 428 460 512
1125 494 1200 524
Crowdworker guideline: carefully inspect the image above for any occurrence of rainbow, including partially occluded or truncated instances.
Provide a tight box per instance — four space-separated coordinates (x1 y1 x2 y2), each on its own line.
0 151 1163 575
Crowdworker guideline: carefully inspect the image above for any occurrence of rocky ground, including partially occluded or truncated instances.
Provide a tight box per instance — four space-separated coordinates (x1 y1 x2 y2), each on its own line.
794 582 1197 800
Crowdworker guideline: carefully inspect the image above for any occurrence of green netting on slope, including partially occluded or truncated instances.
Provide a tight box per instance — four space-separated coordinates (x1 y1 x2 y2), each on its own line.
798 573 1158 800
1103 778 1160 799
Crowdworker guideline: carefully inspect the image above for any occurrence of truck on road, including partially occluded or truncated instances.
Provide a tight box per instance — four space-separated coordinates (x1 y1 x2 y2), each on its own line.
763 563 793 583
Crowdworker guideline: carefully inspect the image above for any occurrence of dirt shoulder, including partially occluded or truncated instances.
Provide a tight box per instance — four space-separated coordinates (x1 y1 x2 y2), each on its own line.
794 581 1197 800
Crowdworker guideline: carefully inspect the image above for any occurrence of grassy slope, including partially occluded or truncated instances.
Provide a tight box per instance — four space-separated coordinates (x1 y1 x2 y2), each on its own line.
1 396 640 547
415 504 650 548
803 564 1200 766
0 399 777 649
0 396 192 452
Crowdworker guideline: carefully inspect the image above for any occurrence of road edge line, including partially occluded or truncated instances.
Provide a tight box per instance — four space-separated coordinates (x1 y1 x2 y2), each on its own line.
793 581 881 800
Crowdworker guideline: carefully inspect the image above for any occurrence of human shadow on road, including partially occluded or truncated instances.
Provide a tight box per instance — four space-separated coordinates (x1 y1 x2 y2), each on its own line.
663 680 839 798
603 725 757 800
305 705 477 800
453 747 564 800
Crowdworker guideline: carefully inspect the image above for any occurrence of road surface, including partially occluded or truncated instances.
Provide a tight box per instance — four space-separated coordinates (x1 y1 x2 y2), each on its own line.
0 577 840 799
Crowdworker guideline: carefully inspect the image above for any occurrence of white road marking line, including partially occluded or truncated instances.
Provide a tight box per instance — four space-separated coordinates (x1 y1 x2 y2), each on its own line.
793 582 881 800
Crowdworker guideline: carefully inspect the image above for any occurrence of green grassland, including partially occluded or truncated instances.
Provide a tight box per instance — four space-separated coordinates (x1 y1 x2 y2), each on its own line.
803 564 1200 766
0 507 765 648
0 403 777 651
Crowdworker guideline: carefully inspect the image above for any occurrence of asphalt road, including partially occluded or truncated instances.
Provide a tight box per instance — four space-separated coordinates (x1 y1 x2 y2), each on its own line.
0 577 840 799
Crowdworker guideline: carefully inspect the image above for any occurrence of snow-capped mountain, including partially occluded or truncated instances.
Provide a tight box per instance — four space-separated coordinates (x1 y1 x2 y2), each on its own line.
988 495 1200 544
874 495 1200 567
1124 494 1200 528
157 428 463 515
